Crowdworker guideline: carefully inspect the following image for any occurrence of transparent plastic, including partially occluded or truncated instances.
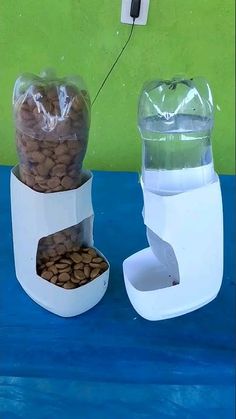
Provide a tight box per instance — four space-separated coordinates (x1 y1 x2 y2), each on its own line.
13 70 90 193
36 219 92 269
138 76 215 195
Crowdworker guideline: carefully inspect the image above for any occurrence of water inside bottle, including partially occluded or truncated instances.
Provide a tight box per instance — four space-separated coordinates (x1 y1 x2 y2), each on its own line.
140 114 214 194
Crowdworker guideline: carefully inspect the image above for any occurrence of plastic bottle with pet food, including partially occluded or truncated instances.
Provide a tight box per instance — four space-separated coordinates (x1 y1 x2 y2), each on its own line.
13 69 90 193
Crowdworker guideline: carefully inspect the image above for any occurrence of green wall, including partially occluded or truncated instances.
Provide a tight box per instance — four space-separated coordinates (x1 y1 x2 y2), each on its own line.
0 0 235 173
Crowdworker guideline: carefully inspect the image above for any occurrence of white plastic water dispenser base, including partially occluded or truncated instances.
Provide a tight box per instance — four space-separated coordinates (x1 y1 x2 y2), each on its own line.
11 166 109 317
123 174 223 321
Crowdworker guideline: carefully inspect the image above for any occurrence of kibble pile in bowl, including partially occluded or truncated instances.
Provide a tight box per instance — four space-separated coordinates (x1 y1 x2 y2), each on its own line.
37 247 108 289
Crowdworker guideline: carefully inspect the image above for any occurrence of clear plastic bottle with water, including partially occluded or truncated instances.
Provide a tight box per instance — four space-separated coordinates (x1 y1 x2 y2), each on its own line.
138 76 215 195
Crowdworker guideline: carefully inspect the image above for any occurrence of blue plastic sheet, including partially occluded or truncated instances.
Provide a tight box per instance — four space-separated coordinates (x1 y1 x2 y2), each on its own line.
0 166 235 418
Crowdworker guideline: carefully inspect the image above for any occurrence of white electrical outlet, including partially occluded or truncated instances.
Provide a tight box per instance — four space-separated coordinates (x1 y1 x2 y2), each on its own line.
121 0 150 25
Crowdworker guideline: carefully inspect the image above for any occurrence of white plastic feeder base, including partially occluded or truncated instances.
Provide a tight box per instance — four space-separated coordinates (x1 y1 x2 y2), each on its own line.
11 166 109 317
123 174 223 321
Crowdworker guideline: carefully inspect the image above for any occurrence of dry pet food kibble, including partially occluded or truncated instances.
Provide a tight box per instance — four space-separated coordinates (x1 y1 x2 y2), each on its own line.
37 247 108 289
13 72 90 193
36 223 87 266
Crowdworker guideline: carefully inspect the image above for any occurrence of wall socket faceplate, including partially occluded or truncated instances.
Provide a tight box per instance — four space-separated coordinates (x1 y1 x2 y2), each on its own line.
121 0 150 25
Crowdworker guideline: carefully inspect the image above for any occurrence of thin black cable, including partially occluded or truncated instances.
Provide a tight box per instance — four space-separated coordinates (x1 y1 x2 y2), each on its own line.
92 18 135 106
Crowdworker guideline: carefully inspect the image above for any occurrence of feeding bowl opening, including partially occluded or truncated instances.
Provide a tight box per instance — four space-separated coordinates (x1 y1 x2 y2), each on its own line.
35 217 110 289
125 242 180 292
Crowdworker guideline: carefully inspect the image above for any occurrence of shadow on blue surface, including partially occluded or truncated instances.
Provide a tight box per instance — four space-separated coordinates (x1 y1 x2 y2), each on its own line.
0 166 235 418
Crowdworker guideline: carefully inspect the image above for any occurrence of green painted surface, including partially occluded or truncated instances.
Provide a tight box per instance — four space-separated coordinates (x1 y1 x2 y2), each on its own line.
0 0 235 173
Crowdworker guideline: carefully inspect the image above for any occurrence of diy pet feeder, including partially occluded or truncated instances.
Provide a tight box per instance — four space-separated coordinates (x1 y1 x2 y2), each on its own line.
11 71 109 317
123 77 223 320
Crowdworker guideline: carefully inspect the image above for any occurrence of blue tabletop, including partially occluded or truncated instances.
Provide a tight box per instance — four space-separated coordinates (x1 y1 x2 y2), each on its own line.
0 166 235 419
